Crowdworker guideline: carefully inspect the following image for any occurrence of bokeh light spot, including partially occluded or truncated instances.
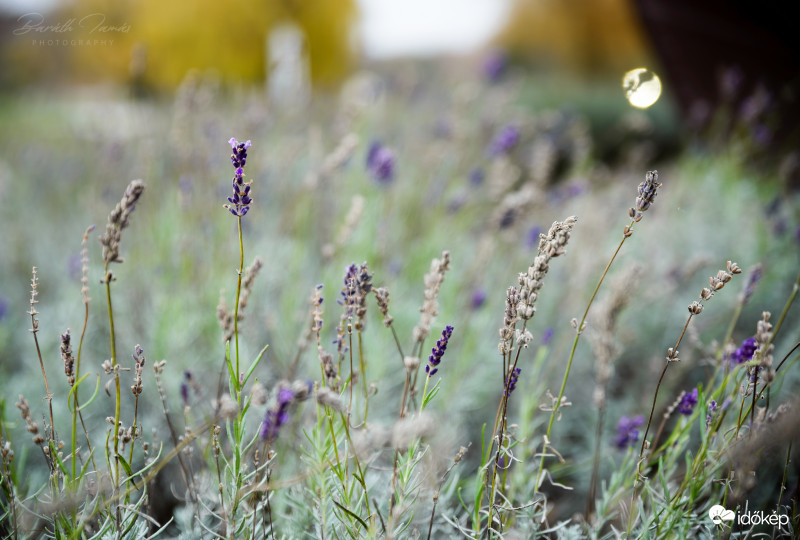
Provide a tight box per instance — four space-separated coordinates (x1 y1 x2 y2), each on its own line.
622 68 662 108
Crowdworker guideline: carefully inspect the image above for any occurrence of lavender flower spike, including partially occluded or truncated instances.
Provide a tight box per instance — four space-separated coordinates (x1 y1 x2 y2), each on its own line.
614 415 644 449
260 387 294 442
504 367 521 396
677 388 699 415
223 138 253 217
426 325 454 377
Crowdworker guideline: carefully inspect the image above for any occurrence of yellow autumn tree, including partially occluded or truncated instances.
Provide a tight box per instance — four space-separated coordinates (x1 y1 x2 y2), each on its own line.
4 0 356 91
496 0 654 76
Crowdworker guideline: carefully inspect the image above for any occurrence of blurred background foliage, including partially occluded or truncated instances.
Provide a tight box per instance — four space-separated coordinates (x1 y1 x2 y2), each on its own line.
0 0 654 91
1 0 357 89
497 0 651 75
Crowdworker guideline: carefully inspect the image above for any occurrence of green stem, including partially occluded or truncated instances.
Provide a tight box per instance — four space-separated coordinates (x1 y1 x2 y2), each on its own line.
234 216 244 403
359 331 368 425
535 229 630 494
104 264 122 522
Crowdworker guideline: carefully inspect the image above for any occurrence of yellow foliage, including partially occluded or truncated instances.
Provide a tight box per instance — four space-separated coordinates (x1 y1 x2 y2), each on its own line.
497 0 654 76
6 0 356 90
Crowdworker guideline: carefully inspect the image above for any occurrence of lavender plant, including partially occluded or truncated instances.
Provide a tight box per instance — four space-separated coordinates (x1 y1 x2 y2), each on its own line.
2 74 800 540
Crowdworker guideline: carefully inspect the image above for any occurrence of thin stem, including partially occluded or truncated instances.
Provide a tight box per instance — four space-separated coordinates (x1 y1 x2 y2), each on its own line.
627 313 693 536
30 317 56 455
586 406 605 519
389 326 405 360
533 230 631 502
234 216 244 403
359 331 368 425
103 263 122 530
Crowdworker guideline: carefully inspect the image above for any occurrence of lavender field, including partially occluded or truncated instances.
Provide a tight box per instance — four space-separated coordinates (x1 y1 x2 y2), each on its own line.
1 54 800 538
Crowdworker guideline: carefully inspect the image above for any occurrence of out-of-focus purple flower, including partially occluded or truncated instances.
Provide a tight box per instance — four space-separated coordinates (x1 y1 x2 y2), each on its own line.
525 225 542 250
178 174 193 193
180 371 193 405
614 415 644 449
488 125 520 157
739 86 772 125
541 327 554 346
223 138 253 217
366 141 395 183
433 118 452 139
67 253 82 281
677 388 699 416
751 124 773 147
739 264 763 305
469 167 485 186
705 399 718 428
566 179 589 197
260 387 294 442
719 65 744 101
498 208 516 229
471 288 486 309
504 367 521 396
426 325 454 377
366 141 382 169
482 50 508 83
730 336 757 367
0 296 8 321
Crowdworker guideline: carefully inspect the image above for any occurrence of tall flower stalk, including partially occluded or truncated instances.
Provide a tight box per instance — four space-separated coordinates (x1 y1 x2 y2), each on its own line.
98 179 145 517
221 137 271 537
534 172 661 499
626 260 741 536
484 215 576 534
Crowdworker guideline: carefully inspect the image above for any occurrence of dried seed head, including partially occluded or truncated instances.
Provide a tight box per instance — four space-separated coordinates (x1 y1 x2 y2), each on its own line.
413 251 451 343
215 394 238 419
688 301 704 314
373 287 394 327
727 261 742 274
631 170 662 216
61 329 75 386
250 381 268 406
99 179 146 267
80 225 95 304
316 386 344 412
404 356 420 371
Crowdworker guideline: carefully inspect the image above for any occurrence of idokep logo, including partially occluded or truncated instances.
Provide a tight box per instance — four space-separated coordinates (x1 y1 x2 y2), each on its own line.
708 504 790 528
708 505 735 525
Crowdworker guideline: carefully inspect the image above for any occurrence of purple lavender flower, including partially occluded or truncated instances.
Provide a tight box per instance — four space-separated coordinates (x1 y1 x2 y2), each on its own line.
504 367 521 396
525 225 542 250
541 327 554 346
706 399 718 428
730 336 757 367
426 325 454 377
0 296 7 321
223 138 253 217
488 125 520 157
471 288 487 309
677 388 699 416
260 387 294 442
740 265 763 305
180 371 192 405
366 141 395 183
614 415 644 449
482 50 508 83
469 167 485 186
